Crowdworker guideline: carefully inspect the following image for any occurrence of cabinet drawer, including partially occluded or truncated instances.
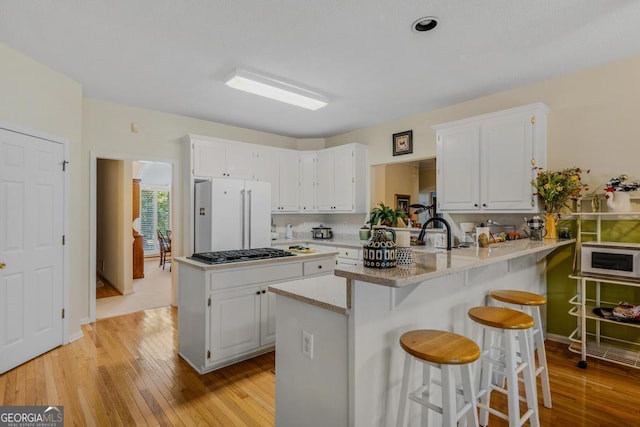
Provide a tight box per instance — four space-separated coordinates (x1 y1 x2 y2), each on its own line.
210 262 302 291
338 248 361 260
303 258 335 276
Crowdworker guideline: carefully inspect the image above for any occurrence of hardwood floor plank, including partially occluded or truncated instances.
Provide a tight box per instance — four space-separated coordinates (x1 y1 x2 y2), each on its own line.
2 306 640 426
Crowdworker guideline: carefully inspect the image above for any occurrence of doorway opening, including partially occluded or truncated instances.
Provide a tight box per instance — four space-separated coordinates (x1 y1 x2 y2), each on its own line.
90 154 175 321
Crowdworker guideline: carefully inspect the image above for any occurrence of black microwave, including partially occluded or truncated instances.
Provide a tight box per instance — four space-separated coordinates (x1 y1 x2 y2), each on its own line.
581 242 640 278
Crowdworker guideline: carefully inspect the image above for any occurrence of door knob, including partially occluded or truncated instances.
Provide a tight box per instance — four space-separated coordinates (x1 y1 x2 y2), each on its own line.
0 262 5 269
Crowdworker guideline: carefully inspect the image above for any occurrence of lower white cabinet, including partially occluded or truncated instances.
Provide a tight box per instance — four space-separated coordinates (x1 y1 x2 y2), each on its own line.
177 255 335 374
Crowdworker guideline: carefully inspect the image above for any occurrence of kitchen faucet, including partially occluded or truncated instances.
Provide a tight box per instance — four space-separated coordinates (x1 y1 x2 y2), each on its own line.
417 217 452 251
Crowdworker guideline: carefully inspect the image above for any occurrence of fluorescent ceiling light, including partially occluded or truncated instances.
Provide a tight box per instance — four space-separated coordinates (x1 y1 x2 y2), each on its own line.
225 69 328 111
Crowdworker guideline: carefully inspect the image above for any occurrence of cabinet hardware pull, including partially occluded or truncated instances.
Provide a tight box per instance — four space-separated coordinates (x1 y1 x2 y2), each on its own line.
256 291 261 295
0 262 5 269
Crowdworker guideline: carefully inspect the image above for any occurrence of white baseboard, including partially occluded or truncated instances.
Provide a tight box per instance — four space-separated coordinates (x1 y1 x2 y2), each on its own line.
80 316 91 325
546 333 571 344
68 330 84 343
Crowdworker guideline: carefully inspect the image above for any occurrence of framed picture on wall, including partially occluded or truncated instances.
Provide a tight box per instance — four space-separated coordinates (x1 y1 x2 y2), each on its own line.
392 130 413 156
395 194 410 214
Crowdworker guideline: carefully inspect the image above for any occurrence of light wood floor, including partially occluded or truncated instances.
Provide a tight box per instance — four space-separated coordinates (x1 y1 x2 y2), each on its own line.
2 306 639 426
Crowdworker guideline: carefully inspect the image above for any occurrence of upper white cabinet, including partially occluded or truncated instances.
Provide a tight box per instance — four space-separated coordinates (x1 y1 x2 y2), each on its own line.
275 150 300 212
192 137 253 180
316 144 368 213
184 134 368 216
299 152 317 212
435 103 549 212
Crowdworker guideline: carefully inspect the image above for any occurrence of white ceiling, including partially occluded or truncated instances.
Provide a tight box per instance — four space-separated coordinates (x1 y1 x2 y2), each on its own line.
2 1 640 139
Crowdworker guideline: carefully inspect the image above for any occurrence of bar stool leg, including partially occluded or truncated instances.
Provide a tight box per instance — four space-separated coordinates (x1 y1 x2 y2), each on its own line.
441 365 457 426
478 329 494 427
421 364 432 427
397 353 414 427
518 329 540 427
530 307 552 408
461 363 479 427
503 330 521 427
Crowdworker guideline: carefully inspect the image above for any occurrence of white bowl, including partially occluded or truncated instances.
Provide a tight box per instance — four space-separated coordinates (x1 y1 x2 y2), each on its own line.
460 222 475 233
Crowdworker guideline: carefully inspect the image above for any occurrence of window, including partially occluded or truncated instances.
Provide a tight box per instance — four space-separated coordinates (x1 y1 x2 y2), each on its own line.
141 187 171 255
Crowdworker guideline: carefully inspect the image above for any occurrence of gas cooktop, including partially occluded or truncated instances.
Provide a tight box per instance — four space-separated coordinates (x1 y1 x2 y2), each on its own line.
189 247 295 265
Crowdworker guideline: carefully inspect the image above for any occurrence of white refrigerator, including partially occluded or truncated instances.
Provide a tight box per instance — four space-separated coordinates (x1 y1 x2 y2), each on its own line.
194 178 271 252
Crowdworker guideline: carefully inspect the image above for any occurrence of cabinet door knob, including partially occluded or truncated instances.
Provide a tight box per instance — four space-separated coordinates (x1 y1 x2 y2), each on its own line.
261 290 266 294
256 291 261 295
474 203 479 208
482 203 487 207
317 265 322 269
0 262 5 269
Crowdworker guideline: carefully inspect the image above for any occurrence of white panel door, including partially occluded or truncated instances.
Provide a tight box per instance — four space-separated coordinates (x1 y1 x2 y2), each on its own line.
0 128 64 374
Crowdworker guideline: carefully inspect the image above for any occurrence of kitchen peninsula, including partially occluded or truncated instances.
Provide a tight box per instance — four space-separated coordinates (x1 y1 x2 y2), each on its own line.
269 238 574 427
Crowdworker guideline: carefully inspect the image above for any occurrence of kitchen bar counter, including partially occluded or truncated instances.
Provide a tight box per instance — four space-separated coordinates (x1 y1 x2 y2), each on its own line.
335 238 575 288
272 238 575 427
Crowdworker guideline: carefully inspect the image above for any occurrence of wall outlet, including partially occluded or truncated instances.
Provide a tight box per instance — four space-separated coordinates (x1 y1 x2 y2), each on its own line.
302 330 314 359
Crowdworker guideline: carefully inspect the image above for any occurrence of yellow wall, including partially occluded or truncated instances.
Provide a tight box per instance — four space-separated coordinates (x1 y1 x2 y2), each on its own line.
382 163 419 212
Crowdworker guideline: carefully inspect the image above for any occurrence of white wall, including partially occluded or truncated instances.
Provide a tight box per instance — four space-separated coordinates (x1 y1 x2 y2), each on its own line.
0 43 84 339
326 55 640 191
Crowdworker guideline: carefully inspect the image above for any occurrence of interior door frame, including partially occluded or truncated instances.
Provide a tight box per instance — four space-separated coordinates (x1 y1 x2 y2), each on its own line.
89 150 177 322
0 121 70 345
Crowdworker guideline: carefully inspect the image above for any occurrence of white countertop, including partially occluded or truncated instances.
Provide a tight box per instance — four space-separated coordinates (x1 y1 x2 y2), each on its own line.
335 238 575 287
268 274 349 315
174 249 337 271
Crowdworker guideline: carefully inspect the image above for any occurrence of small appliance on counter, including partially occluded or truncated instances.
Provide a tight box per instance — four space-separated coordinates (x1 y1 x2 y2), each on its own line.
581 242 640 279
285 224 293 239
312 224 333 239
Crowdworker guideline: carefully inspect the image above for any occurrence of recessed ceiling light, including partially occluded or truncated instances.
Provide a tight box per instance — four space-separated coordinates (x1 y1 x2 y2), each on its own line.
412 16 439 32
225 69 328 111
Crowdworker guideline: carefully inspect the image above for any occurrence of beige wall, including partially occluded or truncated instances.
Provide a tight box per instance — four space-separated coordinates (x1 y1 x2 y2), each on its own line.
326 55 640 190
96 159 133 294
0 43 84 339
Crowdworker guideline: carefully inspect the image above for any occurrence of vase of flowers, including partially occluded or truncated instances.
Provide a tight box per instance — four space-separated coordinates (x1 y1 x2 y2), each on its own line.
531 167 590 238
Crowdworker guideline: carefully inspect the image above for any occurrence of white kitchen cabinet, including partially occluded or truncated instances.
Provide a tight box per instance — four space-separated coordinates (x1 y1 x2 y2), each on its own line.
210 286 262 362
192 137 254 180
260 285 277 345
435 103 549 212
299 152 317 212
276 150 300 212
255 148 299 212
177 254 337 374
316 144 368 213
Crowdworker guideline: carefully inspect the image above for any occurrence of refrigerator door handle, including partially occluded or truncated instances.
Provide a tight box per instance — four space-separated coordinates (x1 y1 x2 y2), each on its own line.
247 189 253 248
241 189 246 249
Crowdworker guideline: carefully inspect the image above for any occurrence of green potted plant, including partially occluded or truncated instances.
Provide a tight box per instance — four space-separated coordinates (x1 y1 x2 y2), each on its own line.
368 201 408 227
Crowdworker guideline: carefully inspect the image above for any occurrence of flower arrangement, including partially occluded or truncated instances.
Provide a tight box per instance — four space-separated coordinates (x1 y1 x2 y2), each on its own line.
531 167 590 213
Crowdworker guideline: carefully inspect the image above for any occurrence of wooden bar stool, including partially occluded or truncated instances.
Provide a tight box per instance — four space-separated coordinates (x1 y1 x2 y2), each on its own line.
396 330 480 427
468 307 539 427
490 290 551 408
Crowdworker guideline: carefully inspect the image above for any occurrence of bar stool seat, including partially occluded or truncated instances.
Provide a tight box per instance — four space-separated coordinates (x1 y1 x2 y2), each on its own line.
490 290 552 408
468 307 540 427
397 330 480 427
